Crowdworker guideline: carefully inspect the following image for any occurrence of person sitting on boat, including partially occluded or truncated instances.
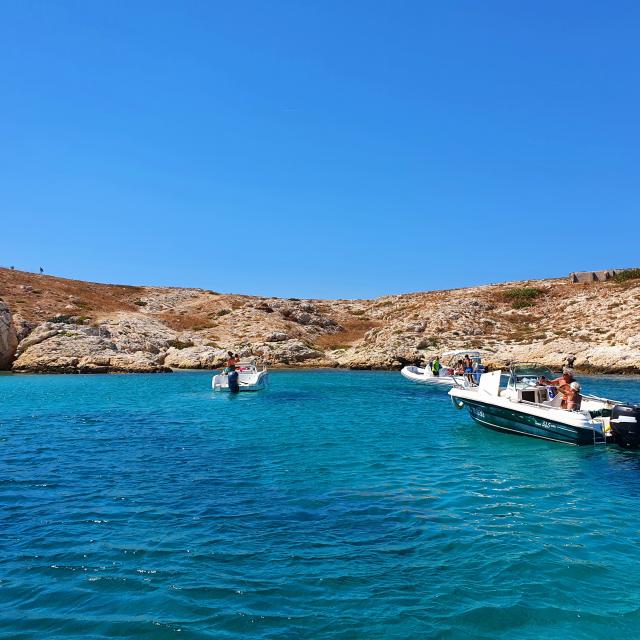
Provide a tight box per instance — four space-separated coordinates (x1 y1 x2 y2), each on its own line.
559 381 582 411
431 356 441 377
453 360 464 376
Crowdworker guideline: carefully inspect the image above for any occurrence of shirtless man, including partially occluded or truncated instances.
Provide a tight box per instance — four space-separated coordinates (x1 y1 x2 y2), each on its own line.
550 370 573 390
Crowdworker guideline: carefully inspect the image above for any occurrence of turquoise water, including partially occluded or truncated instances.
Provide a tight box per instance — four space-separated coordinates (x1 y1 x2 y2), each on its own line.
3 370 640 639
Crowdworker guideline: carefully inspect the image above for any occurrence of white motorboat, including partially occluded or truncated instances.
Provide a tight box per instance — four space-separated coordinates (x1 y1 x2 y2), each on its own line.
212 360 269 392
401 350 484 387
449 362 640 447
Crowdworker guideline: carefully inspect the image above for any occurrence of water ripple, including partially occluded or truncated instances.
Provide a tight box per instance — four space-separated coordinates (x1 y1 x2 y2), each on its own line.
2 371 640 638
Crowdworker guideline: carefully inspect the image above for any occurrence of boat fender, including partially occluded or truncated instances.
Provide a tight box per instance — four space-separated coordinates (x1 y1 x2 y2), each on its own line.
451 396 465 410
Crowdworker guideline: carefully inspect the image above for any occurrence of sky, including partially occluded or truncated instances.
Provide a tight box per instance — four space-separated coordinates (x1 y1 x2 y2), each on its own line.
1 1 639 299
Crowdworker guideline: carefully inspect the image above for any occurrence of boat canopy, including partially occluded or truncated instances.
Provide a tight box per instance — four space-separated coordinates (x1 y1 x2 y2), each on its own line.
440 350 483 365
509 363 557 384
441 350 482 358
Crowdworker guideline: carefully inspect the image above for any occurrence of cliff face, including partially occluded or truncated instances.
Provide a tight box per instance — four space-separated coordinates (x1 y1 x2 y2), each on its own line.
1 267 639 373
0 299 18 368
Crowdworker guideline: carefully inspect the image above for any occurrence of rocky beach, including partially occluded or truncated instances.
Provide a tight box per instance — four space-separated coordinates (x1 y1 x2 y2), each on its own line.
1 267 639 374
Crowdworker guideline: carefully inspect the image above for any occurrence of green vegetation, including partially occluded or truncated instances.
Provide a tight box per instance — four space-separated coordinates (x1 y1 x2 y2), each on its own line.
168 339 194 350
47 315 74 323
216 309 231 317
501 287 545 309
614 268 640 283
134 300 147 306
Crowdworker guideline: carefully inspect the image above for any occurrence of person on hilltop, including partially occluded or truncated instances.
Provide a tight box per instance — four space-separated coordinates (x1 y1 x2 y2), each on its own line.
39 266 44 274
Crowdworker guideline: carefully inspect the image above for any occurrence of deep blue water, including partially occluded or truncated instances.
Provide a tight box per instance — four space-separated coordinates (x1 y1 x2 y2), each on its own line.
3 370 640 639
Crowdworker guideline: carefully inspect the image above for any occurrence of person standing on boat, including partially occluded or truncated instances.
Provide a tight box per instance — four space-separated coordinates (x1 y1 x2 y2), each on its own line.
463 354 474 383
550 370 573 389
431 355 441 377
224 351 237 374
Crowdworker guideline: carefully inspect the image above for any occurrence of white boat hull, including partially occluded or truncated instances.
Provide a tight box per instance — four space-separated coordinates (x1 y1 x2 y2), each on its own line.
400 365 468 387
212 370 269 392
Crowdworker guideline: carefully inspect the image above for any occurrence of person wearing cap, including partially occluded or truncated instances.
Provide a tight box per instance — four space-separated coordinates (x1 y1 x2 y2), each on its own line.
559 381 582 411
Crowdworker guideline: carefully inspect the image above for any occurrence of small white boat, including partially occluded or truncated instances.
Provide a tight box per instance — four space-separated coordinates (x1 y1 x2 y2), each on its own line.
401 350 484 387
212 360 269 392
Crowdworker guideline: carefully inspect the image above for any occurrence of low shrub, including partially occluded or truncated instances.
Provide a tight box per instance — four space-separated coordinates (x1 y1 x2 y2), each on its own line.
168 339 194 350
501 287 544 308
48 315 73 324
217 309 231 317
614 268 640 283
134 300 147 307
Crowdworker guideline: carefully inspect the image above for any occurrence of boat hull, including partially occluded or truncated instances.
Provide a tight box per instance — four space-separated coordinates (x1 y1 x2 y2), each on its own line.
459 397 604 446
212 371 269 392
401 366 468 387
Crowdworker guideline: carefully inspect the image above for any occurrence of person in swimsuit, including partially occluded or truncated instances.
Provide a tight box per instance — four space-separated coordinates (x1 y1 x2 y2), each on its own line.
224 351 236 374
559 381 582 410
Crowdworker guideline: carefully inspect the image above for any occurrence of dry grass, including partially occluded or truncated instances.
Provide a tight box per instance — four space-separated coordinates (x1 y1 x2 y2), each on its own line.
314 319 380 348
0 268 146 321
156 312 217 332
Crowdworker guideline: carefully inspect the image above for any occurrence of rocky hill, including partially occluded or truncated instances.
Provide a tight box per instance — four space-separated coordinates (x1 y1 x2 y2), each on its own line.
1 267 639 374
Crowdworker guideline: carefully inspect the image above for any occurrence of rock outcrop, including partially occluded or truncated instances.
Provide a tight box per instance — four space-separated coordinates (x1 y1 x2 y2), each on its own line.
12 314 176 373
2 267 640 374
0 299 18 369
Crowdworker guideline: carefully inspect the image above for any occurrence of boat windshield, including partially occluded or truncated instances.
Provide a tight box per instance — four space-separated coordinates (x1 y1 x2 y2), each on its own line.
511 364 556 385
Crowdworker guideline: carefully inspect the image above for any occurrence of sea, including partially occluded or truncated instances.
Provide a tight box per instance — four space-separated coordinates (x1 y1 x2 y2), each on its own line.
2 370 640 639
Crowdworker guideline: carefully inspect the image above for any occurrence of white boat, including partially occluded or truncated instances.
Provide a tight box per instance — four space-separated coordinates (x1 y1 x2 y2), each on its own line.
449 362 640 447
401 350 484 387
212 360 269 392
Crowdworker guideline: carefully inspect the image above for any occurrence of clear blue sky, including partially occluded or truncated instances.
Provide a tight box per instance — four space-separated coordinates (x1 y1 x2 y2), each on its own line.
1 1 639 299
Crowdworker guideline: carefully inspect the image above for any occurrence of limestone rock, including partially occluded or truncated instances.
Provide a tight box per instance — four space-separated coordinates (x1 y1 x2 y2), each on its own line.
12 313 176 373
164 345 227 369
12 313 36 342
0 299 18 369
266 331 288 342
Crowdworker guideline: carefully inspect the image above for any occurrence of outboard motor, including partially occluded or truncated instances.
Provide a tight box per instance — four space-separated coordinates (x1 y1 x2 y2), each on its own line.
228 370 240 393
611 404 640 448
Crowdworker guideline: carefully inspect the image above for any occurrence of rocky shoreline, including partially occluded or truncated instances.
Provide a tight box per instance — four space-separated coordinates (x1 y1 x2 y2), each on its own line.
1 268 640 375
